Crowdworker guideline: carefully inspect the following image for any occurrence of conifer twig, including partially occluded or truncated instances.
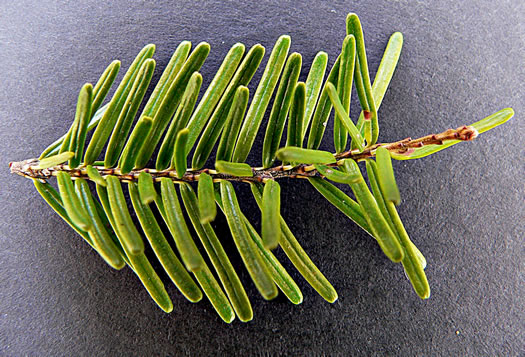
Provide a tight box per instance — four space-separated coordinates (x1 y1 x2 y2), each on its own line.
10 124 479 184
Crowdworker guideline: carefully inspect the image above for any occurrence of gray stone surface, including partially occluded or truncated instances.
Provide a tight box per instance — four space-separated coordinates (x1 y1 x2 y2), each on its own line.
1 0 523 355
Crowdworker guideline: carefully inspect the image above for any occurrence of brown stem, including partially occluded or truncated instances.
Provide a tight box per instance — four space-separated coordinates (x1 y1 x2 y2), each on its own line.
9 125 478 184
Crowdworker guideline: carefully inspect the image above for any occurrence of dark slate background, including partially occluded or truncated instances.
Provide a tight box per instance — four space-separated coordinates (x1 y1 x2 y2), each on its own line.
1 1 523 355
